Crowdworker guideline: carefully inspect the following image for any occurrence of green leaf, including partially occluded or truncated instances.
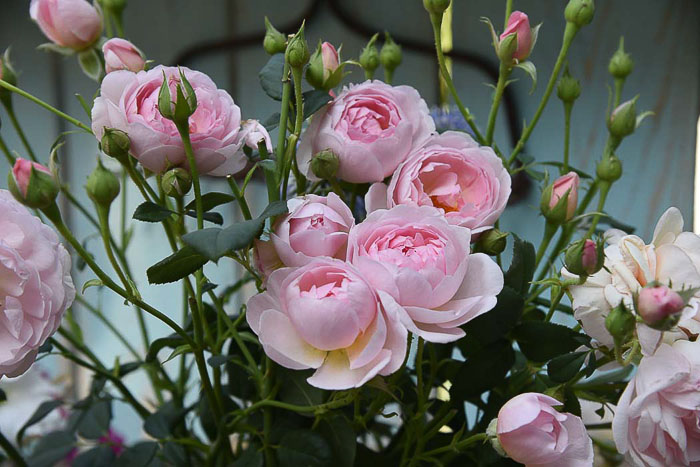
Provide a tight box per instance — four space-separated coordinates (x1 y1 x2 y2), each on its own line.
263 112 281 131
515 60 537 94
113 442 159 467
277 430 333 467
513 321 590 362
259 200 289 219
163 344 193 363
37 43 74 55
16 400 63 444
81 278 103 294
185 210 224 225
133 201 175 222
278 368 325 407
461 286 523 345
78 49 102 81
547 351 588 383
146 334 187 362
259 54 285 100
452 340 515 398
233 447 264 467
163 441 188 466
26 431 76 467
504 235 536 295
302 89 332 120
147 246 207 284
144 401 187 439
315 415 356 467
208 355 235 368
185 192 236 212
77 399 112 439
72 445 116 467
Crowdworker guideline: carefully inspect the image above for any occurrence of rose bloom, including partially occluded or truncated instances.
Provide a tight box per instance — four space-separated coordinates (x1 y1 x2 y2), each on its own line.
500 11 533 61
496 392 593 466
0 190 75 379
613 340 700 466
347 205 503 343
239 120 273 153
246 258 406 389
564 207 700 355
255 193 355 277
365 131 510 234
30 0 102 50
297 80 435 183
92 65 254 176
102 38 145 74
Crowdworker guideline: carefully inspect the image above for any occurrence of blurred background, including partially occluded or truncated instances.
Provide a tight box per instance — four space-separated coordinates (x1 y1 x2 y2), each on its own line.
0 0 698 447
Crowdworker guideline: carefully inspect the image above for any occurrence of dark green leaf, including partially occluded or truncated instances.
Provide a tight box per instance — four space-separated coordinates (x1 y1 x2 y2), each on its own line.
26 431 76 467
258 200 289 219
185 192 236 212
277 430 333 467
77 399 112 439
547 351 588 383
461 286 523 346
147 246 207 284
259 54 285 100
182 221 261 261
113 442 159 467
133 202 175 222
234 447 264 466
162 441 188 467
146 334 187 363
562 388 582 417
504 235 536 295
452 340 515 398
144 402 186 439
72 445 115 467
16 399 63 444
263 112 281 131
208 355 234 367
278 368 325 407
184 210 224 225
302 89 332 120
315 415 355 467
513 321 590 362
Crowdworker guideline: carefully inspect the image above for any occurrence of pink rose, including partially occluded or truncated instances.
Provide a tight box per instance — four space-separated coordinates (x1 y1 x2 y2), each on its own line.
549 172 579 221
11 159 51 198
0 190 75 379
240 120 273 153
613 340 700 466
497 392 594 466
102 38 145 74
500 11 533 61
297 80 435 183
365 131 511 234
347 205 503 343
30 0 102 50
92 66 248 176
246 258 407 389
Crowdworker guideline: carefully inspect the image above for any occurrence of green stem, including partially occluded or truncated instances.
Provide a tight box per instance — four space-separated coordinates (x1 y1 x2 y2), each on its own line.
0 80 92 133
545 288 566 322
229 393 355 428
0 430 27 467
0 134 15 165
258 142 279 202
276 61 292 190
562 101 573 173
289 66 307 195
535 221 558 269
227 176 252 220
429 13 485 144
6 108 37 161
384 68 394 85
585 181 611 238
485 63 512 147
419 433 488 459
503 0 514 26
96 205 131 295
508 23 579 166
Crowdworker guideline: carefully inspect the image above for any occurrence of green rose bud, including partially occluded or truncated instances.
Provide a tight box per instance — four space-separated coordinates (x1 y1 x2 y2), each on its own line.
596 154 622 182
565 238 604 276
608 37 633 79
359 34 380 79
605 302 636 348
564 0 595 28
423 0 451 15
310 149 340 180
380 32 402 77
101 128 131 163
8 159 60 209
285 24 310 68
161 167 192 198
496 32 519 66
557 67 581 103
86 160 120 207
475 229 509 256
263 17 287 55
607 97 637 139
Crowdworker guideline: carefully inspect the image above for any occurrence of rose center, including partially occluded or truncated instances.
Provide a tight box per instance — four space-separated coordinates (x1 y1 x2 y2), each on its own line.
368 228 447 271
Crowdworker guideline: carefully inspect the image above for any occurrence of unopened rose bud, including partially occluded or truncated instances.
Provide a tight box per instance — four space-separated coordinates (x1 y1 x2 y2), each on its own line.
565 238 604 276
499 11 533 62
161 167 192 198
637 284 685 329
103 38 145 74
564 0 595 28
310 149 340 180
609 37 633 79
380 32 402 78
476 229 509 256
30 0 103 50
285 24 310 68
596 154 622 182
540 172 579 224
607 97 637 139
159 70 197 125
263 17 287 55
359 34 380 79
557 67 581 103
8 159 60 209
306 42 341 90
423 0 451 15
101 128 131 163
605 303 635 348
86 160 120 207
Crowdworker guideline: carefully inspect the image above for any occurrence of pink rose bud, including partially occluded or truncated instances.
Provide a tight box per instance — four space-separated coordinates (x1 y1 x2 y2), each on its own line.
8 158 61 209
497 393 593 466
321 42 340 78
30 0 103 50
543 171 579 222
637 284 685 326
581 239 598 273
499 11 532 61
102 38 145 74
12 159 51 197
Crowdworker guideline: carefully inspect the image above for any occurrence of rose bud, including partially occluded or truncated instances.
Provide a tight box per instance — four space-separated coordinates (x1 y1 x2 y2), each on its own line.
263 17 286 55
306 42 342 91
102 38 146 74
359 34 380 79
564 0 595 28
540 172 579 224
605 302 636 349
609 37 633 79
380 32 402 81
557 66 581 104
8 159 60 209
86 160 120 208
161 168 192 198
285 24 309 68
310 149 340 181
423 0 451 15
607 97 638 139
499 11 533 62
29 0 103 51
564 238 604 276
240 120 273 153
475 228 509 256
100 128 131 164
596 153 622 182
636 284 685 329
496 393 593 466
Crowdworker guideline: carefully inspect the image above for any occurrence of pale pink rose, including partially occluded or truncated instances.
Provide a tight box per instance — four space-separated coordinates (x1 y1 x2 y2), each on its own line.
11 159 51 197
613 340 700 466
297 80 435 183
347 205 503 343
500 11 532 61
246 258 407 389
240 120 272 153
0 190 75 379
92 66 248 176
564 207 700 355
549 172 579 221
497 393 593 467
30 0 102 50
637 284 685 326
365 131 510 234
320 42 340 79
102 38 145 74
268 193 354 268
